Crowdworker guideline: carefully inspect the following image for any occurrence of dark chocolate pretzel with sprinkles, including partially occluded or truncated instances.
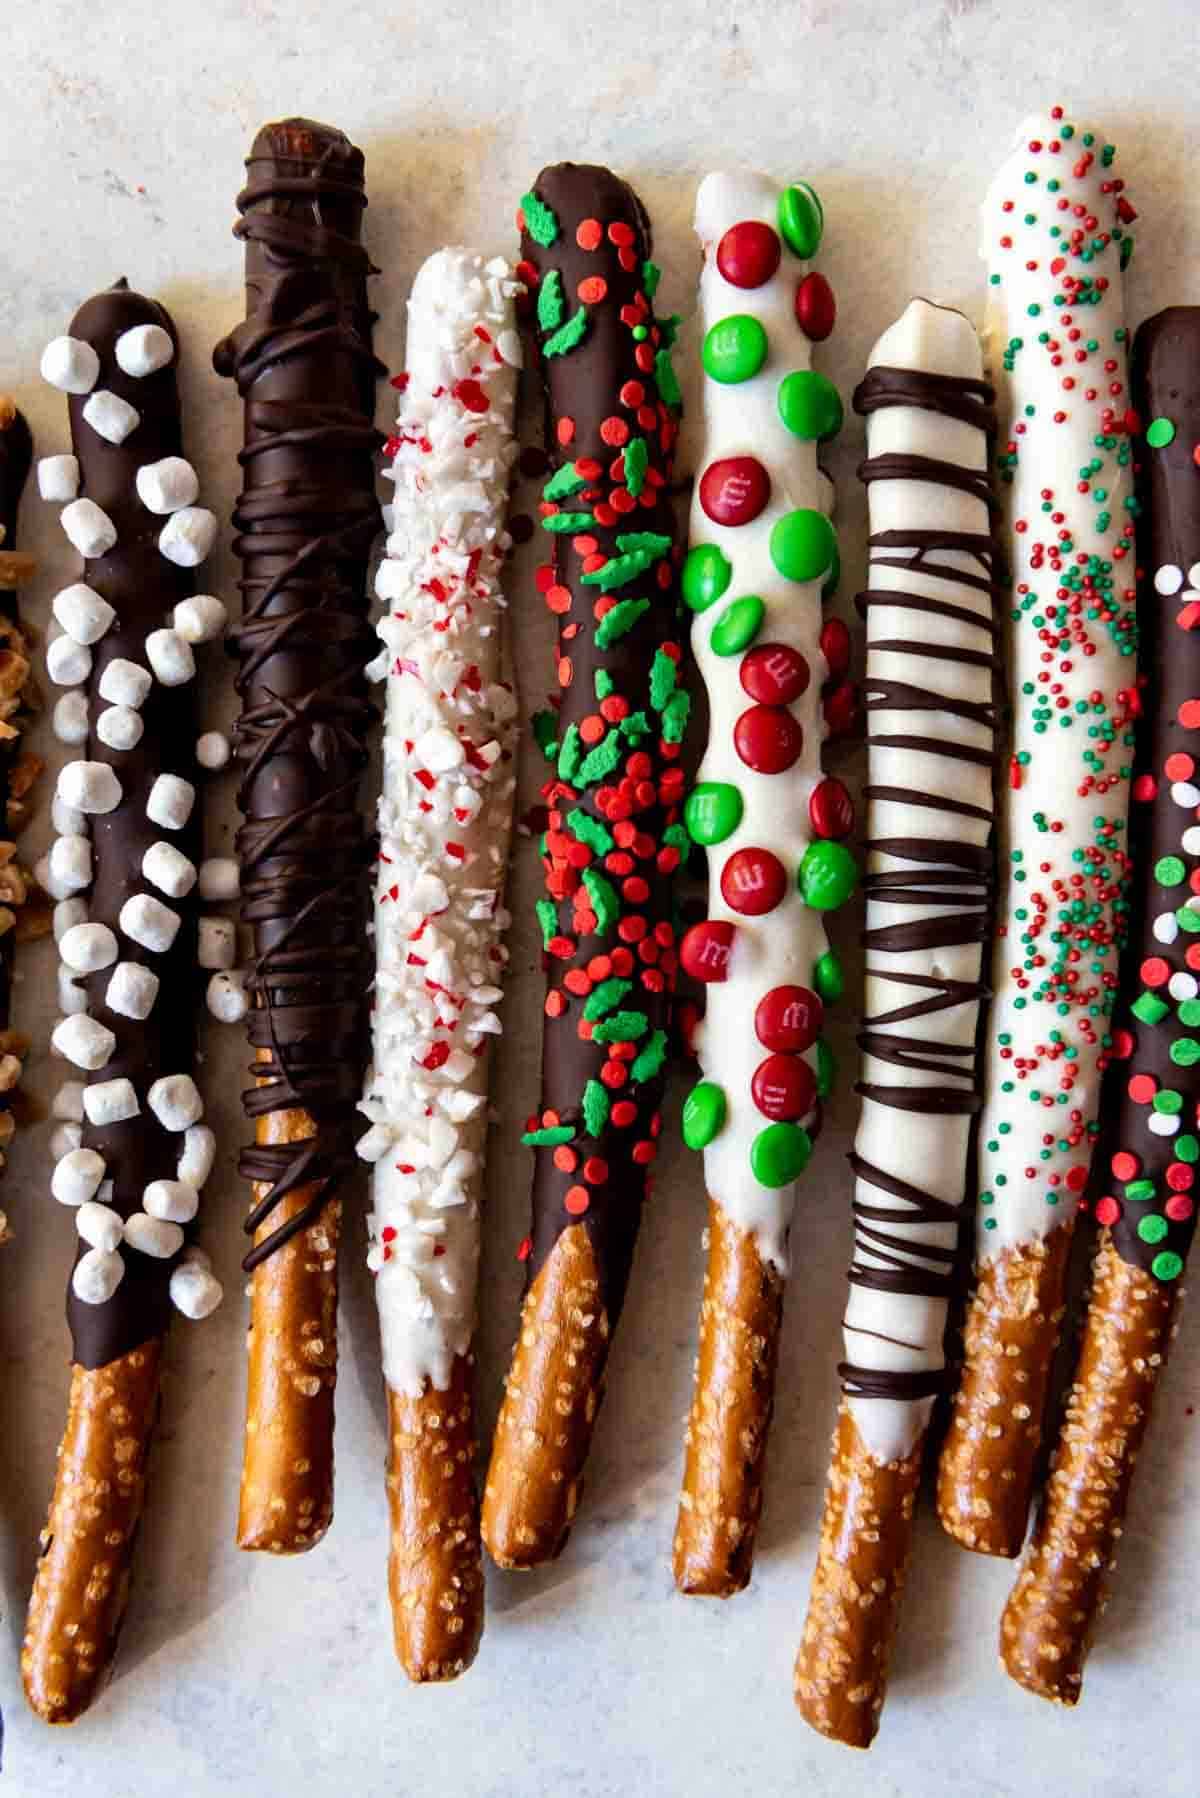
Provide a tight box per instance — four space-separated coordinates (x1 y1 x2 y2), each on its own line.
24 282 222 1725
1000 307 1200 1705
214 117 382 1554
480 164 686 1570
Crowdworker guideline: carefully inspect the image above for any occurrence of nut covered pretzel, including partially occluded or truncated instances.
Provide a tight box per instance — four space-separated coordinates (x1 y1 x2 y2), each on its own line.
674 171 854 1597
794 299 998 1747
24 283 223 1724
214 118 382 1553
480 164 685 1570
938 109 1139 1559
999 306 1199 1704
357 247 521 1676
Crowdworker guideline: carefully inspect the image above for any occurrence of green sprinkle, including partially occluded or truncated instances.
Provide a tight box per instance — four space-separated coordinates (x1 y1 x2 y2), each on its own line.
1139 1214 1170 1244
543 459 586 501
1170 1037 1200 1068
582 868 619 934
577 730 624 786
520 190 559 246
619 710 650 740
1179 1000 1200 1028
1125 1179 1156 1203
521 1124 575 1147
557 723 582 782
566 808 614 856
582 1078 610 1138
591 1010 650 1044
631 1028 668 1084
594 669 614 700
663 821 690 864
1132 990 1171 1025
536 268 565 333
649 648 678 711
542 510 594 534
655 349 681 410
544 306 590 358
1176 1134 1199 1163
1157 855 1187 887
642 260 661 298
594 597 650 649
662 689 691 743
1146 416 1176 448
1153 1089 1184 1115
532 710 559 761
1152 1250 1184 1281
582 549 656 591
682 1080 725 1150
623 435 649 498
535 898 558 949
583 978 633 1021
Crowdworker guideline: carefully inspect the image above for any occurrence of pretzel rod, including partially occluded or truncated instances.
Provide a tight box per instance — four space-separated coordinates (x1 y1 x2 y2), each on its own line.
670 172 852 1596
480 165 684 1569
998 306 1200 1701
937 109 1138 1558
214 118 382 1553
24 283 224 1724
795 300 998 1745
356 247 521 1675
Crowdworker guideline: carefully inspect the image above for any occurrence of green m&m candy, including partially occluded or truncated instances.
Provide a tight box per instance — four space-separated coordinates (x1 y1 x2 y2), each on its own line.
777 369 843 441
770 508 836 583
813 948 844 1003
685 781 743 846
798 840 858 911
750 1121 812 1187
703 314 768 385
778 181 823 259
815 1039 836 1101
682 1080 726 1151
821 534 841 599
683 543 732 613
710 594 765 656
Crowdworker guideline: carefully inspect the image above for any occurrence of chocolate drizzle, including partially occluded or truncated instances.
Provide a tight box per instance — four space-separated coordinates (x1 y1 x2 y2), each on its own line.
839 354 999 1403
214 119 381 1268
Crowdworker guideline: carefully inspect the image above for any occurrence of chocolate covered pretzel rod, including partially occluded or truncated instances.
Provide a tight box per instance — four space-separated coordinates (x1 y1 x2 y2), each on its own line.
357 248 521 1677
794 299 998 1747
938 109 1138 1558
480 165 684 1569
214 118 381 1553
999 307 1198 1704
24 283 223 1725
672 172 853 1598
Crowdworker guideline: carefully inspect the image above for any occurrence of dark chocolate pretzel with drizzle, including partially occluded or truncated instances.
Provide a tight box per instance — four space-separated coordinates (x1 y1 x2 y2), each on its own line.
214 117 381 1553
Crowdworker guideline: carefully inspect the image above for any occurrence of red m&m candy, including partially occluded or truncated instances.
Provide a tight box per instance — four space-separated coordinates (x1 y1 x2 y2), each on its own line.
716 220 782 289
740 642 811 706
809 776 854 840
755 984 822 1053
751 1053 816 1121
680 918 737 983
720 847 787 916
819 616 851 681
823 679 857 738
795 271 836 341
734 704 803 773
699 456 771 528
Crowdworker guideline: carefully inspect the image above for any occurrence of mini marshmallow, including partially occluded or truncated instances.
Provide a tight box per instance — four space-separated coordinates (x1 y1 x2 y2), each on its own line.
41 837 91 898
115 322 173 378
53 897 88 942
198 857 238 901
105 960 160 1020
59 921 118 974
169 1260 223 1320
52 795 85 838
57 964 88 1015
137 456 199 516
146 772 195 830
179 1243 211 1272
147 1073 203 1132
119 892 182 954
144 1178 199 1224
143 840 197 899
196 731 231 771
198 915 236 970
46 634 92 686
41 335 100 394
124 1212 184 1259
38 454 80 502
50 1121 83 1159
53 582 116 646
178 1123 216 1190
61 497 117 558
72 1247 125 1305
52 1080 85 1121
357 1122 394 1163
58 759 122 815
76 1201 124 1253
52 691 90 745
145 628 195 687
96 704 144 752
83 389 140 446
51 1013 115 1071
159 507 217 568
173 594 227 643
82 1076 139 1127
206 969 247 1023
96 1178 115 1205
51 1146 106 1206
99 656 153 709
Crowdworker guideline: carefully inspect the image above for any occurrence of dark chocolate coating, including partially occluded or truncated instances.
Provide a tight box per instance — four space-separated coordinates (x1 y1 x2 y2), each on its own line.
520 164 683 1318
213 119 381 1265
0 401 32 1174
1089 308 1200 1278
63 282 200 1369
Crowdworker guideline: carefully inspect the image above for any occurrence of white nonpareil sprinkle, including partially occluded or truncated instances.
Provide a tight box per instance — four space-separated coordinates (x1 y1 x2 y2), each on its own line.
52 582 115 645
115 322 173 378
51 1146 106 1206
170 1259 223 1319
99 657 153 709
60 497 117 559
46 634 92 687
41 336 100 394
178 1123 215 1190
52 1079 85 1121
76 1200 124 1253
198 857 238 901
58 759 122 815
105 960 160 1020
52 691 89 745
82 389 140 446
57 964 88 1016
143 839 198 898
173 594 227 643
82 1076 140 1126
147 1072 203 1131
51 1012 115 1071
119 892 182 954
96 705 144 752
45 835 93 896
159 507 217 568
146 772 195 830
136 456 199 515
124 1212 184 1259
145 628 195 687
144 1178 199 1224
59 921 118 974
72 1246 125 1305
38 455 80 502
198 915 236 970
53 898 88 943
196 731 231 771
206 968 247 1022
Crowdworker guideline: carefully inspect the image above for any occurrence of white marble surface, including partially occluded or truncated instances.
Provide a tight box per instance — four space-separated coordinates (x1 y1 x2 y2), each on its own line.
2 2 1199 1793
